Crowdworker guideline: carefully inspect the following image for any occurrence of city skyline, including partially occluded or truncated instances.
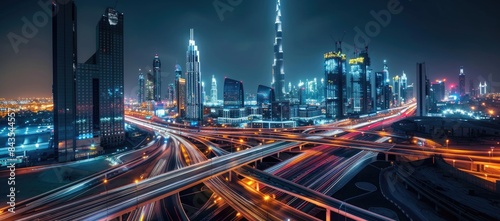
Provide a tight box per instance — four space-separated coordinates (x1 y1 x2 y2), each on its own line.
1 0 499 99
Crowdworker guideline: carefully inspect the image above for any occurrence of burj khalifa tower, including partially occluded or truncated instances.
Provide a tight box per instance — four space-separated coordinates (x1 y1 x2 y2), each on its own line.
271 0 285 101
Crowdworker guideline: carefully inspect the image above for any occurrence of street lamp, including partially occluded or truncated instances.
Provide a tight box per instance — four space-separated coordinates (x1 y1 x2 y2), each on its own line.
452 159 456 167
446 139 449 148
134 179 139 208
263 195 271 220
103 179 108 220
489 150 492 162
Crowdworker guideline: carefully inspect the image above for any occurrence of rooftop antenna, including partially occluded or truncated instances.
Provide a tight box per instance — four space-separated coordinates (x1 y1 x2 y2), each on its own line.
331 31 346 52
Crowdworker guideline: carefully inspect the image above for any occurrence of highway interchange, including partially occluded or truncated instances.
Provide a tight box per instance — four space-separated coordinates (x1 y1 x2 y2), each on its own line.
1 103 499 221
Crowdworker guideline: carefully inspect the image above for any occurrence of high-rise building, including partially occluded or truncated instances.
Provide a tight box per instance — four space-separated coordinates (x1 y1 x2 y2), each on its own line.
223 78 244 108
374 71 388 110
145 72 154 101
174 65 186 117
383 60 390 84
416 63 428 117
393 75 401 106
202 81 206 104
479 82 487 95
257 85 275 120
257 85 275 107
73 7 124 152
349 48 371 114
459 66 466 97
186 29 203 121
431 79 446 102
167 83 174 106
153 54 161 102
53 0 77 162
271 0 285 101
406 84 414 101
138 69 145 104
93 7 124 147
324 42 347 119
211 75 217 103
470 79 476 98
400 72 408 104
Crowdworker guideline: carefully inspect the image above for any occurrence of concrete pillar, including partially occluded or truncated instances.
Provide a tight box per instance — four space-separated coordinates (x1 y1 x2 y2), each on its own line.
385 153 389 161
256 182 259 191
326 208 331 221
299 145 302 151
260 158 263 163
228 171 232 182
277 152 280 158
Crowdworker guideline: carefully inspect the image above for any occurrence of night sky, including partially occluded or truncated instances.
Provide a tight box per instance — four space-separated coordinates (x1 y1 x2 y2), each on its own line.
1 0 499 99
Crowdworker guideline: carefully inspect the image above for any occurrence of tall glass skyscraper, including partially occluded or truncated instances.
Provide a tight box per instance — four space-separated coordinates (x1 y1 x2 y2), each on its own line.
211 75 218 103
223 78 244 108
186 29 203 121
52 0 77 162
349 49 371 114
272 0 285 101
459 66 466 97
55 4 125 161
153 54 161 102
175 64 186 118
324 43 347 119
400 72 408 103
95 8 125 147
138 69 145 104
416 63 428 117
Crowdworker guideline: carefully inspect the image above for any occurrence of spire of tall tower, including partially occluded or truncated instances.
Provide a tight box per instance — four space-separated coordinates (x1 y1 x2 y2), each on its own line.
272 0 285 101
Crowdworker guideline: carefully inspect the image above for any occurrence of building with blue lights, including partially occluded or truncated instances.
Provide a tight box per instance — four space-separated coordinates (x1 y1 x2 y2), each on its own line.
53 0 78 162
324 43 347 119
153 54 161 102
349 49 372 114
223 78 244 108
186 29 203 121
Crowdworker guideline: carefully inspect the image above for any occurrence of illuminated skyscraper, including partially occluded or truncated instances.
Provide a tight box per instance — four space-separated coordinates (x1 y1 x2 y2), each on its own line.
400 72 408 103
138 69 145 104
459 66 466 97
175 64 186 118
349 48 371 114
145 72 154 101
416 63 428 116
153 54 161 102
324 42 347 119
167 83 174 106
374 71 389 110
393 75 400 106
202 81 207 103
186 29 203 121
74 7 124 150
479 82 487 95
383 60 390 84
223 78 244 108
53 0 77 162
211 75 218 103
470 79 476 98
431 79 446 102
272 0 285 101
